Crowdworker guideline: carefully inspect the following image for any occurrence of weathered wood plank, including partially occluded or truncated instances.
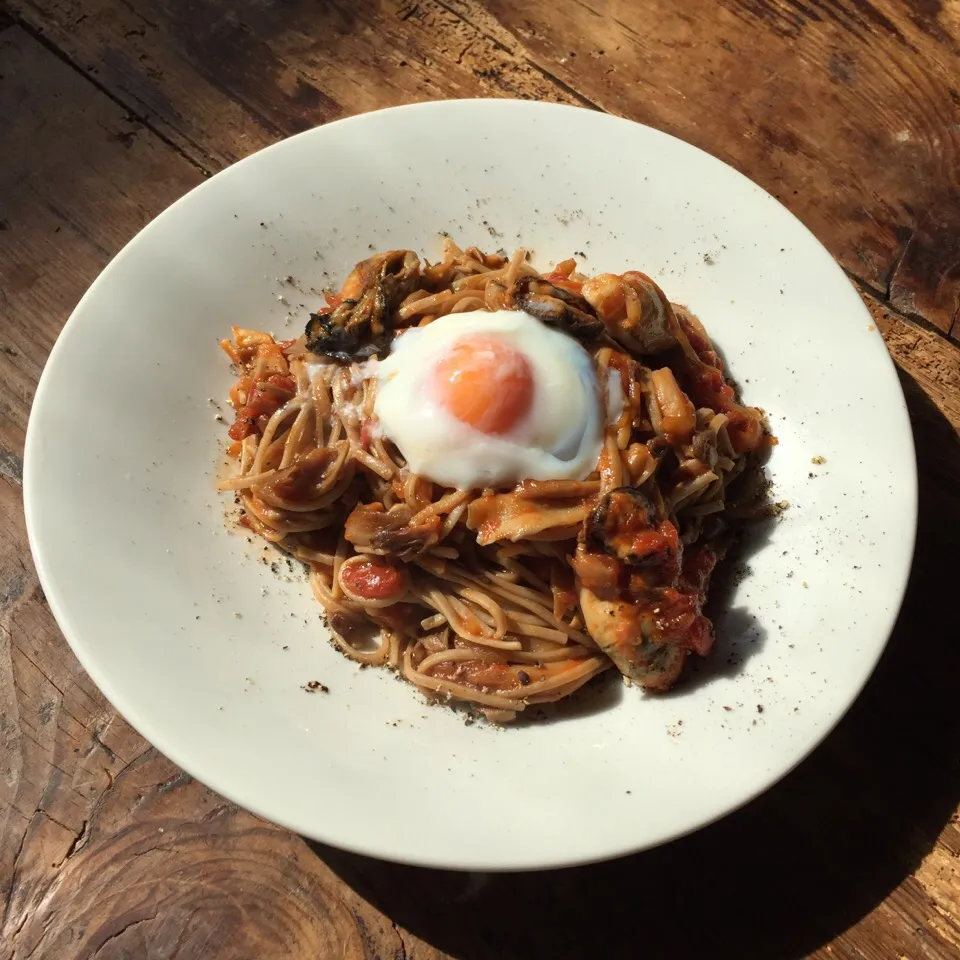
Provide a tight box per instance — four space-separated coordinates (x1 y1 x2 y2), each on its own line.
478 0 960 335
5 0 581 170
6 0 960 342
2 4 960 958
889 202 960 338
7 752 418 960
0 30 202 461
0 26 438 960
863 288 960 428
0 22 198 943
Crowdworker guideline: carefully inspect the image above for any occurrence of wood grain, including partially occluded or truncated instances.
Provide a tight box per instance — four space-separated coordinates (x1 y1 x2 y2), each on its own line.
889 202 960 338
0 27 424 960
5 0 960 343
479 0 960 337
2 1 960 958
8 753 411 960
863 286 960 427
4 0 582 166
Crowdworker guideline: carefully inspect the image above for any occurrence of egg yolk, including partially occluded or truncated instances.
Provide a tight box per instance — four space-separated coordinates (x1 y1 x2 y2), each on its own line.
432 336 534 435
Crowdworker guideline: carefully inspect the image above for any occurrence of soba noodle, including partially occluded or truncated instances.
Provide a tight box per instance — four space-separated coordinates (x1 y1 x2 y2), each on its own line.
218 240 771 721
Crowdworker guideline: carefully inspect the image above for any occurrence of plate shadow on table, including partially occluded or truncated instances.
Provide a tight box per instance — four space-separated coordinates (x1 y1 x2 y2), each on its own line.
308 369 960 959
682 513 775 692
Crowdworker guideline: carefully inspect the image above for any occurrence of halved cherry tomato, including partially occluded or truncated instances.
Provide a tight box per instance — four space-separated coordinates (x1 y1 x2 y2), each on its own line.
339 557 406 602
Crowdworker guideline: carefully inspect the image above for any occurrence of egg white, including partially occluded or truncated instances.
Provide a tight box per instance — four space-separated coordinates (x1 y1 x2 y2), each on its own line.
372 309 614 489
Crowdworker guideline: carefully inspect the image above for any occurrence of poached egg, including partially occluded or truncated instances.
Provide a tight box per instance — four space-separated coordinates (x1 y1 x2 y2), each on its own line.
372 309 616 489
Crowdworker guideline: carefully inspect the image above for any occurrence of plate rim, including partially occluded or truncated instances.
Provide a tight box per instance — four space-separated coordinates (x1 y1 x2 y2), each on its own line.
23 98 919 870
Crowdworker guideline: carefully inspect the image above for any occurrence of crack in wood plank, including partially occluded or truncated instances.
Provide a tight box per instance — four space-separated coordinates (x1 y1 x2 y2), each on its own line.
50 816 87 867
521 57 603 110
434 0 515 52
888 199 960 337
0 451 24 485
848 269 947 342
84 914 159 959
1 809 32 930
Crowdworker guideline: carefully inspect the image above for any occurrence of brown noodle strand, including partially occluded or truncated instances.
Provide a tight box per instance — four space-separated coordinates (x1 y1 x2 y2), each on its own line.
221 244 770 721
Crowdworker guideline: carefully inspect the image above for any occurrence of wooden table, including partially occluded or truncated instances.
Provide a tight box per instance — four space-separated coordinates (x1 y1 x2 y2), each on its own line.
2 1 959 957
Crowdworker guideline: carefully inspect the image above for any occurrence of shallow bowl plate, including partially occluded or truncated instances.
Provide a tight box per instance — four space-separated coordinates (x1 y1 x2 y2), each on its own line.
24 100 916 870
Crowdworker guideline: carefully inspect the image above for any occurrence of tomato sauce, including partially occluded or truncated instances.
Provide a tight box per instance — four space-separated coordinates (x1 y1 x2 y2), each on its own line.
227 374 296 440
340 557 406 602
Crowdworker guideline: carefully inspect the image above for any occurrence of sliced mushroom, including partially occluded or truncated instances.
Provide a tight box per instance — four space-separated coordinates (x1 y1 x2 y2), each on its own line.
581 271 678 354
343 502 442 558
508 275 604 341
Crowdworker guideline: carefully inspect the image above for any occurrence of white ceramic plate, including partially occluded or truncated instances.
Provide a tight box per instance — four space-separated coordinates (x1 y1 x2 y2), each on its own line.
24 100 916 870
